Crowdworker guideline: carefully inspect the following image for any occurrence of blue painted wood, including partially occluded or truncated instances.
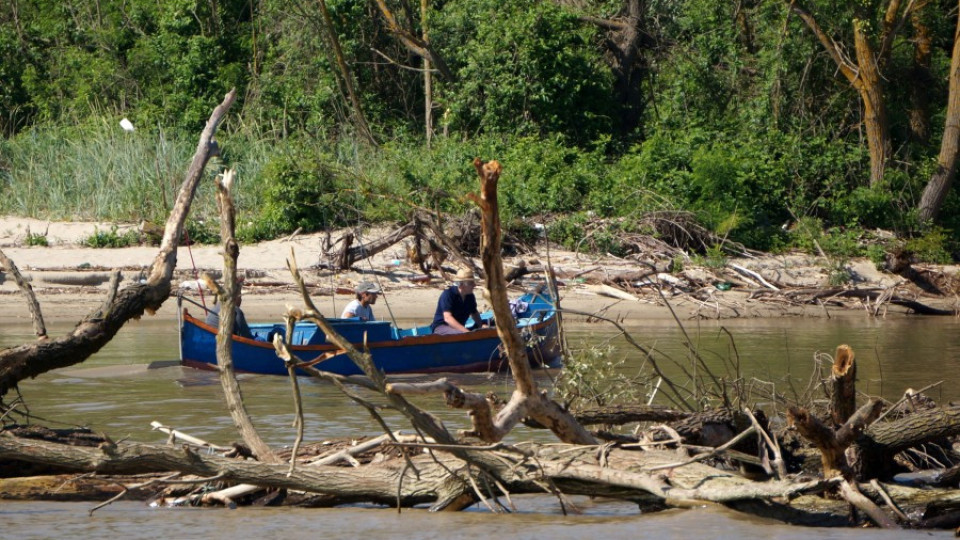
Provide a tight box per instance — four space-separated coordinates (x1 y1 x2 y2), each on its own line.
180 292 560 376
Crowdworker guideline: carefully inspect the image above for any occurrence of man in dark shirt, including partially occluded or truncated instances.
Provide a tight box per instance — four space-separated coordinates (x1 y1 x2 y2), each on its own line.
430 267 485 335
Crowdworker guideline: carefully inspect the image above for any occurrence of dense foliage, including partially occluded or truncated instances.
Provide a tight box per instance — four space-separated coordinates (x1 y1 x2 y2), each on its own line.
1 0 958 259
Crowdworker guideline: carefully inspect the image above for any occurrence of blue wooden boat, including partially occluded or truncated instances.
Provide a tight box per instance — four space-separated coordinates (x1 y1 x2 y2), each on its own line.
178 290 561 376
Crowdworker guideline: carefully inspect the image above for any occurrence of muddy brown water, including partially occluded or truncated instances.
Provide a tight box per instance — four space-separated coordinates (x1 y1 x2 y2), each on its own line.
3 315 960 539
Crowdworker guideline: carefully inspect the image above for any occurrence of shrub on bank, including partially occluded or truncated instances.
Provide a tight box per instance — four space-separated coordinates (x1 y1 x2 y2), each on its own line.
1 116 958 263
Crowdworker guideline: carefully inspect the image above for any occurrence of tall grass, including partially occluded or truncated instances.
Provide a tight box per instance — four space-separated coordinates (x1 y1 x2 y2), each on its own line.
0 117 279 226
1 123 616 239
1 120 189 221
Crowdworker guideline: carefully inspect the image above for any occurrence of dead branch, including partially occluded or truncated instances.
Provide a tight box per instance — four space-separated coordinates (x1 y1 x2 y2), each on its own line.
420 217 484 278
284 250 459 449
385 379 500 440
788 399 884 478
328 221 418 270
839 479 900 528
469 158 595 444
212 169 279 464
504 261 544 282
0 89 236 398
0 249 46 340
830 345 857 425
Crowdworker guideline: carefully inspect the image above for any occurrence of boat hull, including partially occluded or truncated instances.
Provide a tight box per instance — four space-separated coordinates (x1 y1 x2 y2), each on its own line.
179 296 560 376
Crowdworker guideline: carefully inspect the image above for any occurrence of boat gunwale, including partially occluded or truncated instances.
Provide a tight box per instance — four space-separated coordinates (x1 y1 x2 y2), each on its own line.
181 308 556 351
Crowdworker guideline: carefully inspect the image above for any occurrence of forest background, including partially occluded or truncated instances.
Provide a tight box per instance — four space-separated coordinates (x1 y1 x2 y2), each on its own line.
2 0 960 268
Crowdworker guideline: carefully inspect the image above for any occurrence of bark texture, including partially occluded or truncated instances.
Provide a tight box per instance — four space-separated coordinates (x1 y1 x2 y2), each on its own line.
830 345 857 426
787 0 920 187
468 158 596 445
918 8 960 222
213 170 279 464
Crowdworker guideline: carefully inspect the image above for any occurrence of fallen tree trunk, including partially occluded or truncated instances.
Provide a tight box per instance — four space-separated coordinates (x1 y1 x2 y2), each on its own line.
0 432 837 508
572 404 691 426
0 90 236 398
854 403 960 479
777 288 959 316
328 221 418 270
0 473 163 501
9 430 960 528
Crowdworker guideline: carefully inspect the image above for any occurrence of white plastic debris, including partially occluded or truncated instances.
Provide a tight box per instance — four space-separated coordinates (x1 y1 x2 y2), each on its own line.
179 279 207 291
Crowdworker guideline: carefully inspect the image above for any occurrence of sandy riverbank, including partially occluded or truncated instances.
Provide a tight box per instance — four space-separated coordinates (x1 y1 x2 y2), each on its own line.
0 216 956 328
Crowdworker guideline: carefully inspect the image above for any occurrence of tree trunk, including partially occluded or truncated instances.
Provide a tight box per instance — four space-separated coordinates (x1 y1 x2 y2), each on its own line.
829 345 856 426
315 0 377 146
579 0 648 135
422 0 433 147
609 0 646 135
854 403 960 479
789 400 883 479
213 170 279 464
470 159 597 445
854 19 891 187
909 7 933 143
788 1 894 187
918 8 960 222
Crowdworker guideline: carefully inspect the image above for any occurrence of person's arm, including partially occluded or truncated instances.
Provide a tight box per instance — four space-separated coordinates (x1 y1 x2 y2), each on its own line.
234 308 254 339
442 311 470 332
341 300 359 319
465 295 484 329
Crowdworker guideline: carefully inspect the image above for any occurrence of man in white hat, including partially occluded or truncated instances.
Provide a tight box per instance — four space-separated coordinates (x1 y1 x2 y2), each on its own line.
341 281 381 321
430 267 485 334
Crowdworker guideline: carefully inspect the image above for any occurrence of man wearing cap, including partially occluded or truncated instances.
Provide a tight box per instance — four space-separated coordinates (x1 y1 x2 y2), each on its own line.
430 268 486 334
341 281 381 321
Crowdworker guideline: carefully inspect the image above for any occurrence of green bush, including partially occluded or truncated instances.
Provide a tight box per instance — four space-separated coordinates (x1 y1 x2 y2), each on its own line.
435 0 615 144
83 225 140 248
24 230 49 247
554 343 645 408
905 227 954 264
498 136 606 219
865 244 888 270
244 148 357 241
818 227 864 259
547 213 588 251
184 219 221 245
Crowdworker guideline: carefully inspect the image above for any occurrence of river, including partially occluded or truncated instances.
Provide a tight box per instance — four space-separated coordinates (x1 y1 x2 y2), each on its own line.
3 315 959 539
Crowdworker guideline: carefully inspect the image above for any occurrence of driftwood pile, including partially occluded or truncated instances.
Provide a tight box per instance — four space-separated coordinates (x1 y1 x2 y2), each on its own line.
307 207 958 319
3 95 960 531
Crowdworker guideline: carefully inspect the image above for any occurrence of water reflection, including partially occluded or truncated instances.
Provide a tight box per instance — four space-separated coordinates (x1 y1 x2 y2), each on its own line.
567 316 960 404
0 500 942 540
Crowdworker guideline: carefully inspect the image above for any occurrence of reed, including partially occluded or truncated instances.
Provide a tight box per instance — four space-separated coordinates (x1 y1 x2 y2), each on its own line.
1 119 191 222
0 117 280 228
